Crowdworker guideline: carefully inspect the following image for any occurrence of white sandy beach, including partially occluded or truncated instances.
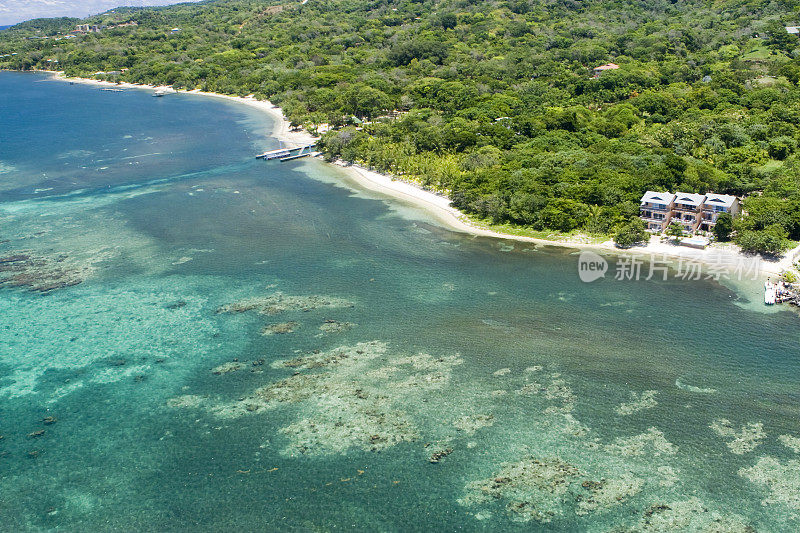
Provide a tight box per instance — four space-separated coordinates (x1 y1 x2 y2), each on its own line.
49 72 800 279
49 72 319 147
333 162 800 278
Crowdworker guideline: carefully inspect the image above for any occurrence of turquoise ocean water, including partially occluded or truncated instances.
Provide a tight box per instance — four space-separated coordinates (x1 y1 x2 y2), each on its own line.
1 72 800 531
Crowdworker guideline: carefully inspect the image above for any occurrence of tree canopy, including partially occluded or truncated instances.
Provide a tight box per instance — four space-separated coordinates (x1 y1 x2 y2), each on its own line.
2 0 800 249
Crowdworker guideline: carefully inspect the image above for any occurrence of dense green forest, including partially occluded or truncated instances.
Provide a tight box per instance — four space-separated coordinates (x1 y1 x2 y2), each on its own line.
2 0 800 253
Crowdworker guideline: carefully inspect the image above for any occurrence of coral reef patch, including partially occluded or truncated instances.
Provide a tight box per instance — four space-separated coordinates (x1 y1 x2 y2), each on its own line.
615 390 658 416
317 319 355 334
453 414 495 435
173 341 463 456
603 427 677 458
460 456 649 523
779 435 800 454
261 321 298 336
740 456 800 511
216 293 353 315
575 473 643 516
630 498 752 531
0 252 86 293
460 456 581 523
212 362 242 375
710 419 765 454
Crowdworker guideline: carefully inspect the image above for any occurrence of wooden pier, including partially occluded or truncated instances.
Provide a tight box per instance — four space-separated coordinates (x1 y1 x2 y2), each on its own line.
280 153 310 161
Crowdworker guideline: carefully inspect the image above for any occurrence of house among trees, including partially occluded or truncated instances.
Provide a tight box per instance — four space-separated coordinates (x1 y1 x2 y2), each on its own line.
74 24 104 34
591 63 620 77
640 191 740 234
786 26 799 35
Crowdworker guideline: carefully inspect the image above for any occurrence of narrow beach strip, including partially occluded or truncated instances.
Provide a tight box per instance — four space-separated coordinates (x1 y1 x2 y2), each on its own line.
45 71 800 279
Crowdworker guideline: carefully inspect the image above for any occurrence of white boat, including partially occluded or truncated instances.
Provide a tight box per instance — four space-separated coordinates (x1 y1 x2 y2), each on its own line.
256 148 291 160
152 87 177 97
765 282 776 305
680 236 709 249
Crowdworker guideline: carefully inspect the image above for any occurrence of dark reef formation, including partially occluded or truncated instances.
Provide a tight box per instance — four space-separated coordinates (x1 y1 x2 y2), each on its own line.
0 252 84 293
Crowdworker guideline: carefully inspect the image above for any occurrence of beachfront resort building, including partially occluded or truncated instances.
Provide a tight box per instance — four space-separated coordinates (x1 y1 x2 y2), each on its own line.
639 191 675 232
672 192 706 233
639 191 740 234
699 193 740 232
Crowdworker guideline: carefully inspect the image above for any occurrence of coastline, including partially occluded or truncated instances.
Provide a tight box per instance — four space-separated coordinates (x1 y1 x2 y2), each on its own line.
46 71 800 279
46 71 318 148
320 146 800 281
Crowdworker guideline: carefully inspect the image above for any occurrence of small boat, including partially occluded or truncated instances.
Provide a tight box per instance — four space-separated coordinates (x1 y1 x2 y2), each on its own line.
152 87 177 97
278 144 317 161
764 281 776 305
256 148 291 160
101 88 123 92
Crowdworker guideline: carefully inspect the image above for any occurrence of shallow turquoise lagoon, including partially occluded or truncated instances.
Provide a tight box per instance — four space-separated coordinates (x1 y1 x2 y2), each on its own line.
1 72 800 531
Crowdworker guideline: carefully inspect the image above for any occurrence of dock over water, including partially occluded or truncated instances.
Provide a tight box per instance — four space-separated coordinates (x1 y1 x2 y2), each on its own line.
256 144 317 162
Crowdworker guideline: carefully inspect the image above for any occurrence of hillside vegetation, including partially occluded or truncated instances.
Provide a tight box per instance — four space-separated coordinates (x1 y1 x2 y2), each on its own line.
2 0 800 253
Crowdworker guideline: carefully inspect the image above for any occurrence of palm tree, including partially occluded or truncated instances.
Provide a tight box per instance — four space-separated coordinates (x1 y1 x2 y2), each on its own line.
665 221 684 242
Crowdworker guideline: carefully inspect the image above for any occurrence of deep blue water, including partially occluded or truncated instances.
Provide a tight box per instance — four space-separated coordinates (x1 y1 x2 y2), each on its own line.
1 72 800 531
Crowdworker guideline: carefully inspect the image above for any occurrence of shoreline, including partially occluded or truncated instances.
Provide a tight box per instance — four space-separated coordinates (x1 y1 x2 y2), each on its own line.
44 71 800 279
45 71 319 148
340 161 799 278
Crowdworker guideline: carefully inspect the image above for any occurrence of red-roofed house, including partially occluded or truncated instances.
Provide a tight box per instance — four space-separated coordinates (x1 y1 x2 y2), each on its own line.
592 63 620 77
